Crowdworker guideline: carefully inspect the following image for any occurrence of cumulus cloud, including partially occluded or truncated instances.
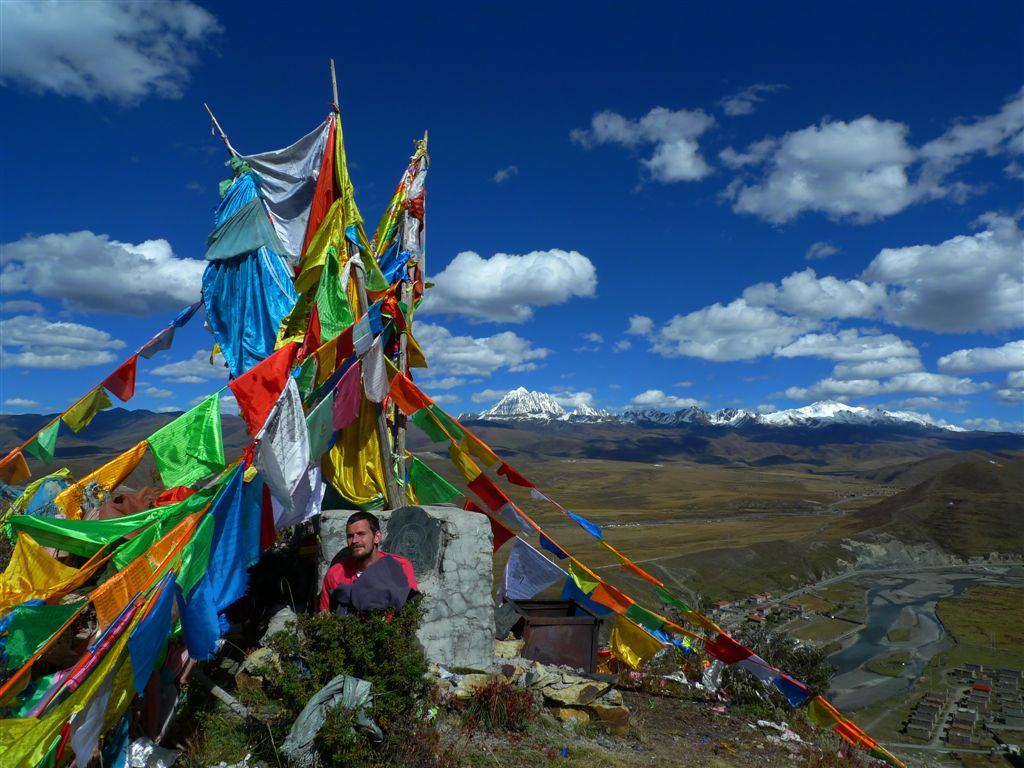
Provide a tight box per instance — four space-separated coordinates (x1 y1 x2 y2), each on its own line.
471 388 509 404
552 391 595 408
423 249 596 323
0 0 220 104
142 386 174 399
785 372 989 401
571 106 716 182
885 397 970 413
726 116 923 223
863 213 1023 332
995 388 1024 405
831 357 923 380
720 83 786 116
755 404 777 414
613 340 631 352
626 315 653 336
2 231 205 314
0 314 125 368
630 390 707 410
1005 371 1024 388
937 340 1024 373
744 268 886 319
774 329 919 362
5 398 41 409
653 299 817 361
0 300 44 314
724 89 1024 224
962 417 1023 433
415 323 550 377
415 376 466 390
493 165 519 183
583 332 604 344
151 349 229 384
805 241 839 261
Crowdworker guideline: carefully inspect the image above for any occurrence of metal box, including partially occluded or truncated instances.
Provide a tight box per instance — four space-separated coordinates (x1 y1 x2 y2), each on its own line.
510 599 601 672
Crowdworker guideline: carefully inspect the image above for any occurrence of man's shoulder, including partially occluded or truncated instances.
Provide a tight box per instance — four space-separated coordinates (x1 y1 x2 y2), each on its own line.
381 551 413 567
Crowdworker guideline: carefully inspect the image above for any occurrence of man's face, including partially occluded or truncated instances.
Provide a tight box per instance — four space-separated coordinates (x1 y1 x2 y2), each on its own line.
346 520 380 562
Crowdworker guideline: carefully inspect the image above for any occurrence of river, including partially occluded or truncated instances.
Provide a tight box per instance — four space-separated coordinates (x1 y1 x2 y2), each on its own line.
825 566 1024 712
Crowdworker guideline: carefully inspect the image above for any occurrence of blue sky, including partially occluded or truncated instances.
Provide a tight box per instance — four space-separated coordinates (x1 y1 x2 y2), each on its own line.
1 1 1022 432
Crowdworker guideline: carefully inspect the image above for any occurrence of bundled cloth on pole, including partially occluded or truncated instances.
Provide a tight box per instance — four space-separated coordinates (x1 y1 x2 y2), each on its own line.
203 173 298 378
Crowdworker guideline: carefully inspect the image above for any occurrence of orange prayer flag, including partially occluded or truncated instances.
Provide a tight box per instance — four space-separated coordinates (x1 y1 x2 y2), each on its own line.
0 450 30 485
102 356 138 402
591 582 633 614
390 371 432 415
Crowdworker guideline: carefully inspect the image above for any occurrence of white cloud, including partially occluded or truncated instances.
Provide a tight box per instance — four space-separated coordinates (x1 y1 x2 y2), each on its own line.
151 349 229 384
630 390 707 410
720 83 786 116
415 323 550 377
626 315 653 336
416 376 465 390
583 332 604 344
1 231 205 314
937 340 1024 373
962 417 1023 433
774 329 919 362
784 378 883 401
471 388 509 404
0 314 125 368
863 213 1024 332
5 397 40 408
613 340 631 352
191 391 238 415
727 116 923 223
755 403 777 414
571 106 716 182
995 388 1024 405
785 372 989 401
832 356 922 380
552 391 595 408
0 300 44 314
156 405 180 414
719 138 778 169
919 88 1024 169
430 393 459 405
654 299 817 361
744 268 886 319
1005 370 1024 388
805 241 839 261
885 397 970 413
142 386 174 399
0 0 220 104
423 249 597 323
494 165 519 183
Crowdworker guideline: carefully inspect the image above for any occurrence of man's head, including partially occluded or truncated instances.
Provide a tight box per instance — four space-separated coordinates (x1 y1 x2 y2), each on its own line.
346 511 382 563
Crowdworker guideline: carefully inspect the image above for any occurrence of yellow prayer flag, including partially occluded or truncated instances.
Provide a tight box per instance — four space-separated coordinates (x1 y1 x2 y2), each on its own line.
447 444 481 483
54 440 148 519
62 387 113 433
321 395 388 507
460 433 500 468
0 533 108 610
405 329 428 368
568 561 600 594
609 615 667 671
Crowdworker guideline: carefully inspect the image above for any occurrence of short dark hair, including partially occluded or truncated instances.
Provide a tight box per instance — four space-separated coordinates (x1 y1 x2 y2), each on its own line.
346 511 380 534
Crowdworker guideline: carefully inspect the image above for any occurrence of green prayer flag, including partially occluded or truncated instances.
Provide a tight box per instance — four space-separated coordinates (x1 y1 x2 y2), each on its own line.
62 387 113 433
655 586 691 613
7 672 61 718
430 405 466 442
178 514 215 598
411 408 447 442
297 356 318 400
306 391 335 460
148 394 225 488
568 562 600 595
5 600 85 669
315 247 354 340
624 603 665 632
409 457 460 504
7 485 218 558
25 421 60 464
112 523 161 571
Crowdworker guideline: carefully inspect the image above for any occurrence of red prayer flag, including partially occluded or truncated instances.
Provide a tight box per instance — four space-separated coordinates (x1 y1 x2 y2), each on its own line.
154 486 196 507
463 500 517 552
228 342 299 433
467 473 510 513
102 355 138 402
300 117 337 258
703 632 752 664
497 462 533 488
297 303 322 364
260 482 276 551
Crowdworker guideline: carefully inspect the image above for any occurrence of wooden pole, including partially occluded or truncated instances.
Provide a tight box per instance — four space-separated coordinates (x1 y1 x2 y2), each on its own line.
203 103 239 157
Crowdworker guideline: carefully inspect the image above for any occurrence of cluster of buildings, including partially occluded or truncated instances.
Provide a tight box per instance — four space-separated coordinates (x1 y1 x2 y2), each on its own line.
904 664 1023 747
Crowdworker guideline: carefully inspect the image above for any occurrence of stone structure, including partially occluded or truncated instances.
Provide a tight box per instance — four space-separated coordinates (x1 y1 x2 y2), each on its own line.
320 505 496 670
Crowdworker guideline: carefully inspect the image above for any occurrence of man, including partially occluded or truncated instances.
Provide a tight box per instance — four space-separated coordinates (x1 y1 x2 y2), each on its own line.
319 511 419 615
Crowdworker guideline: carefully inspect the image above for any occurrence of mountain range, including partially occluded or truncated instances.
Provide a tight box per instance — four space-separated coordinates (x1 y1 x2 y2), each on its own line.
466 387 983 433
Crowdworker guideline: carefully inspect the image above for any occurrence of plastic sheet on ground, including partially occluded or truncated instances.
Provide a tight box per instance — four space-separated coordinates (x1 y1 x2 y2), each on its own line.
281 674 382 767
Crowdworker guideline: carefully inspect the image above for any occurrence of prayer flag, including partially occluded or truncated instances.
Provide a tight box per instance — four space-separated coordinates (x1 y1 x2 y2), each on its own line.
229 342 299 433
463 499 516 552
54 440 149 519
149 394 225 488
62 387 113 433
0 450 30 485
539 534 568 559
467 473 510 513
609 615 666 670
102 356 138 402
568 561 600 594
448 444 481 483
138 326 175 359
128 576 177 696
411 408 447 442
389 372 432 416
655 586 690 613
254 380 309 519
560 578 613 616
26 421 60 464
362 338 388 402
703 632 752 665
497 462 533 487
409 457 460 504
503 539 565 601
3 600 85 669
497 502 533 533
306 390 335 459
590 582 632 614
332 361 362 429
314 247 354 339
566 510 602 539
624 603 665 632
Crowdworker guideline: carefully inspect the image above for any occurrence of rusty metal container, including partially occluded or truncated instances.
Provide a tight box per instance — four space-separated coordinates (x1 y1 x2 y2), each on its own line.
509 599 601 672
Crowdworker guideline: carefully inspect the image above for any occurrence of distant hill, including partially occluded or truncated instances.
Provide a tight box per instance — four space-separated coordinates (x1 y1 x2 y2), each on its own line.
853 454 1024 558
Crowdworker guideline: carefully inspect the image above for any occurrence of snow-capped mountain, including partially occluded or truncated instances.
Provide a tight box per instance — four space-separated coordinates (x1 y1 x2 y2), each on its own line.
467 389 963 432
